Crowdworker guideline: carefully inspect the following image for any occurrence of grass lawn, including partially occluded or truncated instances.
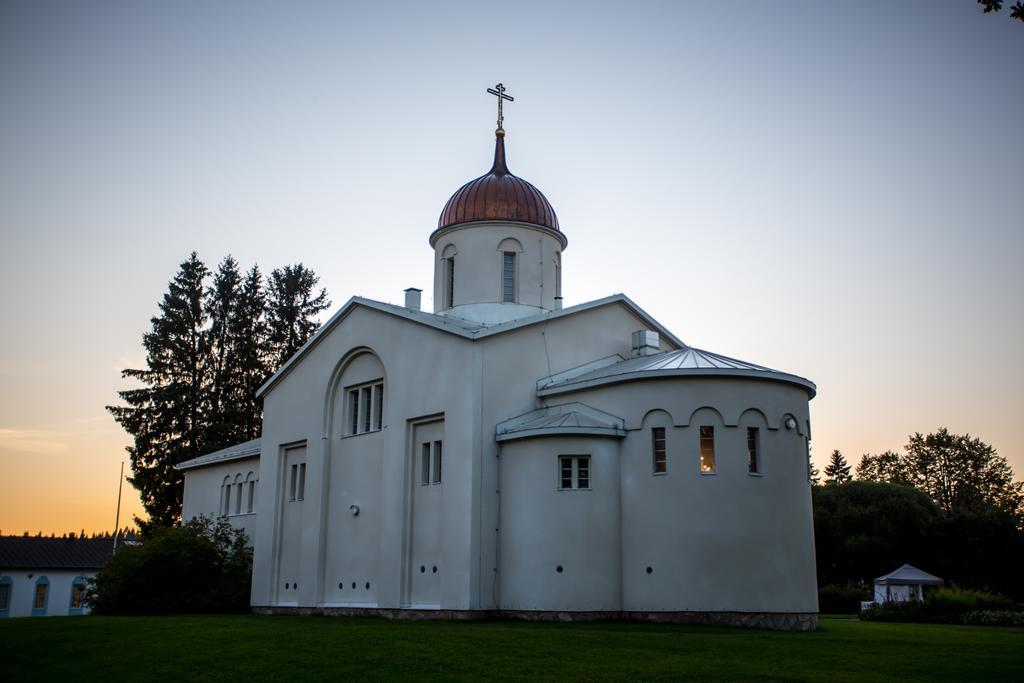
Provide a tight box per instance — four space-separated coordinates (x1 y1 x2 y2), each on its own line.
1 614 1022 681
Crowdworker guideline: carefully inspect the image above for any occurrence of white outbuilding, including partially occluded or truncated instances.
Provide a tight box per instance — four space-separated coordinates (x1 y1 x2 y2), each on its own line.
177 111 820 630
872 564 944 605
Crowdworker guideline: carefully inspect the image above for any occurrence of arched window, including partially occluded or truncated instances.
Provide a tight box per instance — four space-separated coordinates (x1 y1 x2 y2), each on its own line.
234 474 244 515
245 472 257 513
0 576 12 618
221 476 232 516
441 244 457 309
497 238 523 304
69 576 87 615
32 576 49 616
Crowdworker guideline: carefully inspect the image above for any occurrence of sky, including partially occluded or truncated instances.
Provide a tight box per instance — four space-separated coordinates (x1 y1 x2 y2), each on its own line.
0 1 1022 535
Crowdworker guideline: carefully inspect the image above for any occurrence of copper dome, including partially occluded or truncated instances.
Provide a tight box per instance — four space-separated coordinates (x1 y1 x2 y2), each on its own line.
437 133 560 233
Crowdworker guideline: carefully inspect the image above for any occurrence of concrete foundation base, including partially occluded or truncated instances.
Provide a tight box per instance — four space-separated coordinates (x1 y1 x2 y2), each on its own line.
252 606 818 631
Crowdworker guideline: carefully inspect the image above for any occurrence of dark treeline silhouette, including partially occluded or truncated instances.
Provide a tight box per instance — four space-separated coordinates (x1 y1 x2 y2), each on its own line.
814 428 1024 600
107 253 330 530
977 0 1024 22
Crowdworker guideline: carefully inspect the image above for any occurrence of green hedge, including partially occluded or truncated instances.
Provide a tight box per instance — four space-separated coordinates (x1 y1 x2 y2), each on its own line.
859 587 1018 626
818 585 870 613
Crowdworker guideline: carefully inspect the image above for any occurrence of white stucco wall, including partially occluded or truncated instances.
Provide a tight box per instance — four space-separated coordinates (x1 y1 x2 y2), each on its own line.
0 570 94 618
181 456 260 544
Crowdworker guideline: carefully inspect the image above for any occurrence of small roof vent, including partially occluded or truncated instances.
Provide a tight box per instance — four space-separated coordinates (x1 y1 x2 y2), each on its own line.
631 330 660 358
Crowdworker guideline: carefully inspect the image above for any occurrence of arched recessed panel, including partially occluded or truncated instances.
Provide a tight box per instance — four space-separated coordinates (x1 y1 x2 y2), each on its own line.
497 237 523 252
441 244 457 259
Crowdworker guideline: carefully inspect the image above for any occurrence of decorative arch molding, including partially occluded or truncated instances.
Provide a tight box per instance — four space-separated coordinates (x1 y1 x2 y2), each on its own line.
441 243 458 259
737 407 771 429
321 346 388 440
496 237 524 253
683 405 727 427
640 408 675 427
779 412 806 437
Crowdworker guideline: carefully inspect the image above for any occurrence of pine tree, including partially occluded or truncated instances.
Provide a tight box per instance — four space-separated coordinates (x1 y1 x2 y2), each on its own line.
824 449 853 485
227 265 269 442
108 252 210 527
265 264 330 367
204 256 243 453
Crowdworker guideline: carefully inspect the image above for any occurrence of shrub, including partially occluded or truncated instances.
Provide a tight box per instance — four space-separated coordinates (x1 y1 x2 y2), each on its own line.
859 586 1014 624
961 610 1024 627
818 585 870 614
87 516 252 615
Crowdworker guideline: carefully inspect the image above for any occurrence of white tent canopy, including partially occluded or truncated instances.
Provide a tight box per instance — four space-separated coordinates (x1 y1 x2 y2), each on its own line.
869 564 943 606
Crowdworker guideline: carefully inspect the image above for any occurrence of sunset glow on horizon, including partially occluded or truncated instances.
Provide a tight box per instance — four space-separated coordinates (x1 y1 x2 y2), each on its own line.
1 1 1022 535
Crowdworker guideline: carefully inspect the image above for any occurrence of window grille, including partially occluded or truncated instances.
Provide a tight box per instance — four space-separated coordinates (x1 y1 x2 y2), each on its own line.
559 455 591 490
502 252 516 303
444 257 455 308
747 427 760 473
652 427 667 474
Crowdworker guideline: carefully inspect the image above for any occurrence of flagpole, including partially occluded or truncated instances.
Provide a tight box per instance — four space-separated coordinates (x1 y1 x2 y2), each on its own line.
112 461 124 552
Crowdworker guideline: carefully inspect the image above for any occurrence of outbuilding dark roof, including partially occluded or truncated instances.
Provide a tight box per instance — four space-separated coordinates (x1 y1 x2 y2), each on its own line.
0 536 115 570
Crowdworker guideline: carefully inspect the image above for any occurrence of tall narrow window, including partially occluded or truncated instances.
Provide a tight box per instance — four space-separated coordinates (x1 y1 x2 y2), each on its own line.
432 440 443 484
559 455 591 490
444 256 455 308
297 463 306 501
502 252 516 303
747 427 760 474
235 477 243 515
289 464 298 501
0 581 11 613
349 389 359 435
361 386 372 433
223 480 232 515
699 426 716 473
374 382 384 431
421 442 430 485
70 580 85 610
32 578 49 615
247 476 256 513
652 427 667 474
555 253 562 299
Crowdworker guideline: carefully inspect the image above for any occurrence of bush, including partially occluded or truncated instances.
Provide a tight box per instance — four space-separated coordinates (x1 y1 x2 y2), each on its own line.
961 610 1024 627
818 585 870 614
87 516 252 615
859 586 1014 624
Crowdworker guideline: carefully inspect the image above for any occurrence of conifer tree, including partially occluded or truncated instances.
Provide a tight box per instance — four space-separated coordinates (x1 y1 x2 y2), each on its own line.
824 449 852 485
227 265 269 442
108 252 210 528
204 256 243 453
265 264 330 367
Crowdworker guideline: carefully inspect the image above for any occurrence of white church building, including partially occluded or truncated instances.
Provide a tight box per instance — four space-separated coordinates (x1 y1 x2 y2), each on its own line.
178 97 819 630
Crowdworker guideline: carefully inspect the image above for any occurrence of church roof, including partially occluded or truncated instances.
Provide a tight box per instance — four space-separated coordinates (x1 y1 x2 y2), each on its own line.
537 347 817 399
176 438 262 471
496 403 626 441
0 536 114 570
433 132 561 241
256 294 685 398
874 564 943 586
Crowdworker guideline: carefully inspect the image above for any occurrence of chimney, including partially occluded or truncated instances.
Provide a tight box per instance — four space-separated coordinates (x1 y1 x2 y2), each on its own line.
553 296 563 311
631 330 660 358
404 288 422 311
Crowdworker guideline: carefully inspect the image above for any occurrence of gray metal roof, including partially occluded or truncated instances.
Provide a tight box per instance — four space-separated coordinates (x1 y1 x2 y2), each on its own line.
537 347 816 398
0 536 114 570
257 294 686 398
175 438 262 471
496 403 626 441
874 564 943 586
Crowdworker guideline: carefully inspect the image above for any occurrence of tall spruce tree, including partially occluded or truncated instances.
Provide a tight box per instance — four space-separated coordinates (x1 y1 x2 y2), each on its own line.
108 253 210 528
266 264 330 367
227 265 269 442
203 256 244 453
824 449 852 485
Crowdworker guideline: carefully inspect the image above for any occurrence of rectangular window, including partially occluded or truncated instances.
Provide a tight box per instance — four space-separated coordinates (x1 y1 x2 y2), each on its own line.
289 464 298 501
700 426 716 473
374 383 384 431
223 485 231 515
432 440 443 484
652 427 667 474
502 251 516 303
444 257 455 308
361 386 372 433
33 584 47 610
421 442 431 485
559 455 591 490
747 427 760 474
297 463 306 501
247 481 255 513
349 389 359 435
0 584 10 610
235 483 243 514
70 583 85 609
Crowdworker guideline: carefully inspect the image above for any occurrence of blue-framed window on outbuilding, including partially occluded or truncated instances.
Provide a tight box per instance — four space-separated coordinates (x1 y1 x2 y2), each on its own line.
32 576 49 616
0 576 12 618
69 576 87 615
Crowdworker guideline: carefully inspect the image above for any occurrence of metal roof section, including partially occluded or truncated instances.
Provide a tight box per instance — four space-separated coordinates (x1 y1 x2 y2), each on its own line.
874 564 944 586
537 347 817 399
496 402 626 442
256 293 686 398
0 536 114 570
175 437 262 471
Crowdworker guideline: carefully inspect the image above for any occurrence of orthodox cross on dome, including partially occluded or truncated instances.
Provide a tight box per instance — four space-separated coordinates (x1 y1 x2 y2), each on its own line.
487 83 514 135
